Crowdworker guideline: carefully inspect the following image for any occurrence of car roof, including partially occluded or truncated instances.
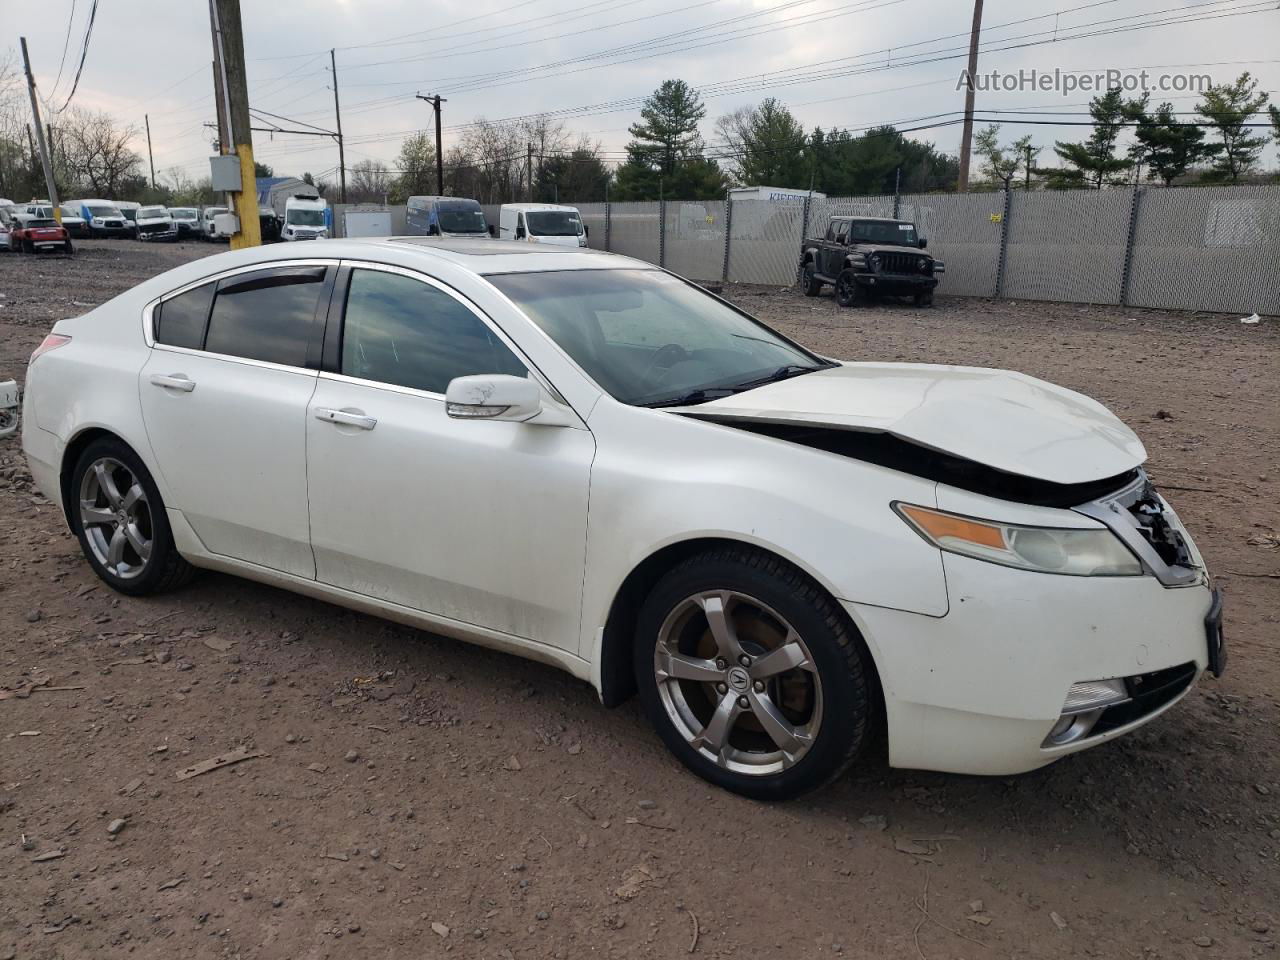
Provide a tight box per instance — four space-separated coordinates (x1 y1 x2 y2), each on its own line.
167 237 650 277
834 215 911 223
503 203 578 212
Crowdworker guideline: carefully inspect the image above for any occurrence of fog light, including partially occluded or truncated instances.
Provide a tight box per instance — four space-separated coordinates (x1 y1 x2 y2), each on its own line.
1043 678 1131 747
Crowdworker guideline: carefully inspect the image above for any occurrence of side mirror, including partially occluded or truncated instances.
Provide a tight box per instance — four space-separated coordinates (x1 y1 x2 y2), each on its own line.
487 224 496 237
446 375 543 422
427 223 440 236
515 225 526 239
918 238 928 249
582 224 589 238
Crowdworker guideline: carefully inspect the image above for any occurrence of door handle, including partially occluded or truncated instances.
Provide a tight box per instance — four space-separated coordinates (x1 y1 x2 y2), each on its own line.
149 373 196 392
314 407 377 430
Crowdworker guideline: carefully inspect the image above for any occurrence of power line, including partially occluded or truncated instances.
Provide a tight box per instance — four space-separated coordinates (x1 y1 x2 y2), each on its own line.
57 0 99 114
50 0 78 98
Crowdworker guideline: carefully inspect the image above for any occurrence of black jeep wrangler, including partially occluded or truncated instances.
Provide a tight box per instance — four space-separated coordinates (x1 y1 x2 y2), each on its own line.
799 216 943 307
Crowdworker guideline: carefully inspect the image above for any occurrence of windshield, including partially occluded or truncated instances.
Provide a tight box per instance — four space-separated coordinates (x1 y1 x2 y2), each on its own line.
60 207 80 219
438 203 487 234
139 207 167 218
488 269 827 406
287 209 325 226
525 210 582 236
205 207 227 219
28 218 58 227
88 204 121 218
32 206 53 217
170 208 197 219
121 209 138 221
848 219 918 246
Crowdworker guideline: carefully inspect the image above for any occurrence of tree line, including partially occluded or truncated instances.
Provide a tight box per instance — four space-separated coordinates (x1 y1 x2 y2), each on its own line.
3 48 1278 209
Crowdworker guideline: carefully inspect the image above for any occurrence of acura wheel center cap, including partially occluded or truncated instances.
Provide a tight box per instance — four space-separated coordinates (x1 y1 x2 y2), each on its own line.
727 666 750 691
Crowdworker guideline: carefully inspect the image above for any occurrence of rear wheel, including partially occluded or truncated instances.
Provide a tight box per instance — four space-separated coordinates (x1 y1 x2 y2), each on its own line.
801 260 822 297
70 438 194 596
63 240 74 255
913 292 933 307
634 547 873 800
835 269 862 308
22 239 34 254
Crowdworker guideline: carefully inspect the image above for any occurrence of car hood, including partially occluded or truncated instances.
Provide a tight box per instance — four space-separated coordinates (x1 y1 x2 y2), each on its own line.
670 362 1146 484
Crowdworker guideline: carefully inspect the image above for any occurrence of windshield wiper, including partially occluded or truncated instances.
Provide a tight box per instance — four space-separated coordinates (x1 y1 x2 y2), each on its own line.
637 387 739 409
728 363 831 393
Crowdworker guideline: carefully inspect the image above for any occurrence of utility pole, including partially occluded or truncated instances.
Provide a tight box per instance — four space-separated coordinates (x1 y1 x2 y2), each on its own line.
19 37 60 219
330 49 346 203
211 61 229 152
956 0 984 192
145 114 156 190
527 142 533 201
1025 142 1032 190
209 0 261 247
415 94 447 195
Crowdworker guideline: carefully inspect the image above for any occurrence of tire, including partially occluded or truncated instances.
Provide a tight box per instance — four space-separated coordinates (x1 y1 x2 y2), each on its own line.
22 239 34 254
64 240 74 255
69 437 195 596
913 292 933 307
835 268 862 308
801 260 822 297
633 546 873 800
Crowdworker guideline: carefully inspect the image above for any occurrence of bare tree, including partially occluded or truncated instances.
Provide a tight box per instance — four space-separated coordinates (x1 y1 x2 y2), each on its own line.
347 158 393 203
61 106 142 198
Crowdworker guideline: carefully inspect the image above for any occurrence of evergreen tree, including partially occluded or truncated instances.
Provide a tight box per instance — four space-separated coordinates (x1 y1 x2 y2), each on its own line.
1197 72 1270 183
534 148 611 203
1130 101 1208 186
1049 88 1144 189
973 124 1035 189
721 98 809 188
613 80 728 200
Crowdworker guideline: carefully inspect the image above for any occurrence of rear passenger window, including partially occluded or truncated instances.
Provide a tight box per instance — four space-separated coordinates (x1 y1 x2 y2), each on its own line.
155 282 214 349
204 267 326 366
340 269 525 393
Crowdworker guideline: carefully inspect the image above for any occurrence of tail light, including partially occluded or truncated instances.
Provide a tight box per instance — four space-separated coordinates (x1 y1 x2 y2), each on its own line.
30 333 71 364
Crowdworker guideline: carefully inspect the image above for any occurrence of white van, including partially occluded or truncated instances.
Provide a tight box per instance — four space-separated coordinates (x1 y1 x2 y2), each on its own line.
498 203 587 247
282 194 329 241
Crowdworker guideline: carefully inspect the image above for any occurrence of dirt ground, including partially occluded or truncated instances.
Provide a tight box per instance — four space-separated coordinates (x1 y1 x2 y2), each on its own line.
1 240 1277 960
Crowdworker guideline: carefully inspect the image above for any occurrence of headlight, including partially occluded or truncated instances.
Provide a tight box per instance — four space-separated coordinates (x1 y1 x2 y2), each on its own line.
894 503 1142 577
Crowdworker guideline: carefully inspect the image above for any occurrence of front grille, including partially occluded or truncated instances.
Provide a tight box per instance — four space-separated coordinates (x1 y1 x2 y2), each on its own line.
1092 662 1196 734
104 220 123 228
872 251 931 275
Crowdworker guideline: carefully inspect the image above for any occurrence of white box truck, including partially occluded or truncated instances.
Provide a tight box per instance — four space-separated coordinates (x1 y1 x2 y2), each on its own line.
282 194 329 241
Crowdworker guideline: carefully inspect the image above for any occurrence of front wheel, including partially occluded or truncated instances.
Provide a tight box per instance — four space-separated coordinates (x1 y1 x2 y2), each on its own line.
913 292 933 307
634 547 873 800
70 438 195 596
801 261 822 297
835 269 862 308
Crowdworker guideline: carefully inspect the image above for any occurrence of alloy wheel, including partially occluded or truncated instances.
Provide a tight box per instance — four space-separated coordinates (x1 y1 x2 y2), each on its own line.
654 590 823 776
78 457 153 580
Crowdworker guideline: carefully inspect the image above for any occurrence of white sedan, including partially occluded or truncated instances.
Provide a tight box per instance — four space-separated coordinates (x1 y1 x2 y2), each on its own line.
21 239 1223 799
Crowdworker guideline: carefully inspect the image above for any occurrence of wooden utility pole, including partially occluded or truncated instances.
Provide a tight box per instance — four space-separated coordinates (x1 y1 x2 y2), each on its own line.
209 0 261 247
414 94 447 195
956 0 984 192
19 37 61 219
145 114 156 190
211 60 229 152
527 142 533 201
1025 142 1032 189
330 49 346 203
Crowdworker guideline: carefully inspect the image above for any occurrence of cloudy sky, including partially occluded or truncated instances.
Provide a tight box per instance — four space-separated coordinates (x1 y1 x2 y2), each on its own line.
7 0 1279 185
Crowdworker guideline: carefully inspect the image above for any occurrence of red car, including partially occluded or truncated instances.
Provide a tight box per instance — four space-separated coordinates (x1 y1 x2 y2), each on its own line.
14 217 73 254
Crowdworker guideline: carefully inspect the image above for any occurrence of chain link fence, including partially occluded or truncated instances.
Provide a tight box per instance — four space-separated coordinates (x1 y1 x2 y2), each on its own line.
378 188 1277 315
1003 190 1133 304
1126 185 1280 316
